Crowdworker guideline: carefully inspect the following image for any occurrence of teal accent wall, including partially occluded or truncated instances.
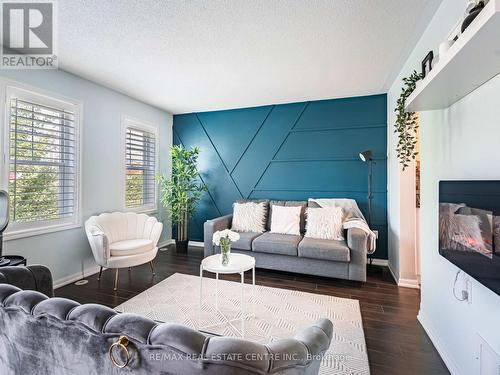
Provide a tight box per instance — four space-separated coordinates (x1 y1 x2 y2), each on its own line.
173 94 388 259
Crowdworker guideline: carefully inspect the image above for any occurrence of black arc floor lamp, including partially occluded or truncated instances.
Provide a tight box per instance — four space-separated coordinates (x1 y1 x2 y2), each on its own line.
359 150 374 227
0 190 10 266
359 151 375 266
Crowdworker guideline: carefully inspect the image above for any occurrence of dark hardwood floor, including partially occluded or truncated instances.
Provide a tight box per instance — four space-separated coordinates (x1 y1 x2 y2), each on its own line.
56 246 449 375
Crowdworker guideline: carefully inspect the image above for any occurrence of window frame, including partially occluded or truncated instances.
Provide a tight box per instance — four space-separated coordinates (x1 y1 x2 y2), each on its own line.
121 115 159 214
0 79 83 241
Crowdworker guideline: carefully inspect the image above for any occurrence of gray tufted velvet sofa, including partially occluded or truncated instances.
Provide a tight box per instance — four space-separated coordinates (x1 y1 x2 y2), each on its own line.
0 266 333 375
204 199 368 282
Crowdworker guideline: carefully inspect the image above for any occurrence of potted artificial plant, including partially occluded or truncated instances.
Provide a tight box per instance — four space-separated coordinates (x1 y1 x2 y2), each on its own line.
158 145 206 253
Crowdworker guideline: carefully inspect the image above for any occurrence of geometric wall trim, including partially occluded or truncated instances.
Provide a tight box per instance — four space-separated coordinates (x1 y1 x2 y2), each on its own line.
174 94 388 258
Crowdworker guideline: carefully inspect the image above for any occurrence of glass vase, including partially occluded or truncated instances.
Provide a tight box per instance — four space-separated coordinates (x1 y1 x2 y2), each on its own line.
220 239 231 266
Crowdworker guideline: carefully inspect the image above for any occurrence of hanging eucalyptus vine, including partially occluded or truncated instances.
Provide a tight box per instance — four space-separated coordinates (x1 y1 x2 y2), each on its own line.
395 70 422 170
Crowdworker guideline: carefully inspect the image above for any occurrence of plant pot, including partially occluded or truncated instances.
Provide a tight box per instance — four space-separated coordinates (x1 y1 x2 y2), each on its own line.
175 239 189 253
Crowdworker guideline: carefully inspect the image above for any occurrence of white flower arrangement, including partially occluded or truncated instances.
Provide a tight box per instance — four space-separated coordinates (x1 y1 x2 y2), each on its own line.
212 229 240 246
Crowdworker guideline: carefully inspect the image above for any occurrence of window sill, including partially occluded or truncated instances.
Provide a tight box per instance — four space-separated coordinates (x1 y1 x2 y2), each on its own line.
4 222 82 241
123 207 159 215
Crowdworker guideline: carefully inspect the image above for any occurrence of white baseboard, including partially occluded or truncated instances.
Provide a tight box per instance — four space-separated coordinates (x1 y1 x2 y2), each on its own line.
53 265 101 289
418 311 461 375
158 239 175 249
369 258 388 266
387 261 420 289
55 239 176 288
189 241 204 247
398 278 420 289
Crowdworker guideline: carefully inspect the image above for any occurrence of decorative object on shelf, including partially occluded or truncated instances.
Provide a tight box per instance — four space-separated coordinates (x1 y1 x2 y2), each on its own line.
462 0 486 32
449 22 462 42
439 40 454 60
466 0 479 14
407 1 500 112
421 51 434 78
212 229 240 266
158 145 207 253
359 150 374 227
0 190 10 267
395 70 422 170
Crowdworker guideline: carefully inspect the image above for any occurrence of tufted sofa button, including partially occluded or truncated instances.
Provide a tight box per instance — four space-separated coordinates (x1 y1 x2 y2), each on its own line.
68 304 118 332
4 290 48 313
33 297 81 319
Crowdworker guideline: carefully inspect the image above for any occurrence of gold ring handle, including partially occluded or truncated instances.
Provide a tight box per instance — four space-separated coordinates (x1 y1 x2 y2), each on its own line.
109 335 130 368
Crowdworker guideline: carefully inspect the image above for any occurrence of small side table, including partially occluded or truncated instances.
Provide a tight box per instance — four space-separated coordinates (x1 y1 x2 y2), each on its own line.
199 253 255 337
0 255 27 267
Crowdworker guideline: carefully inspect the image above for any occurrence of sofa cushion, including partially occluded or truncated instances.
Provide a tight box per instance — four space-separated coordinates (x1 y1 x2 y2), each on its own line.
252 232 302 256
298 237 350 262
110 239 153 256
270 205 301 235
267 201 285 231
236 199 270 223
305 207 344 241
267 201 307 234
231 201 267 233
231 232 262 251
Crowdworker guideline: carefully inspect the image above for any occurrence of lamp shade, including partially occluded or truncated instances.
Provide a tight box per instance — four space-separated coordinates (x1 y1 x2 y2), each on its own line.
359 150 373 162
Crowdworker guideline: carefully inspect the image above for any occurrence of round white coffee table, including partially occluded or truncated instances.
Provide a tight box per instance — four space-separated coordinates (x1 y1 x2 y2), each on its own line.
199 253 256 337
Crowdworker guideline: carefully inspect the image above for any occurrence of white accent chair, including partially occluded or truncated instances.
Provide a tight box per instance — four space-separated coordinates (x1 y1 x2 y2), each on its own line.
85 212 163 290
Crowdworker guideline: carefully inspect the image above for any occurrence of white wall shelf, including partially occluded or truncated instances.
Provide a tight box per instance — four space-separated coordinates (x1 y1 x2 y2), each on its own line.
405 0 500 112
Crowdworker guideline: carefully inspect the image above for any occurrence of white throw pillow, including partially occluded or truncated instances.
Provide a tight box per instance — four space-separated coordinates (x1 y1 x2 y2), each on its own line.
231 202 267 233
270 205 301 235
305 207 344 240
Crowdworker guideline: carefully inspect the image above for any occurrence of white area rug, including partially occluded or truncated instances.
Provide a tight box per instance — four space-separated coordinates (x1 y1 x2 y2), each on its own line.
115 273 369 375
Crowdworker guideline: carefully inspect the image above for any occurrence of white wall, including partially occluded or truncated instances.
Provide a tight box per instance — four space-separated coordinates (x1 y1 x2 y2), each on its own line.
387 59 420 287
387 1 464 286
389 0 500 373
0 69 173 286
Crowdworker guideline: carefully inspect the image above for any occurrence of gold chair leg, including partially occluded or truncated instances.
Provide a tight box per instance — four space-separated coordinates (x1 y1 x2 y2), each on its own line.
149 261 155 276
97 266 103 281
114 269 119 291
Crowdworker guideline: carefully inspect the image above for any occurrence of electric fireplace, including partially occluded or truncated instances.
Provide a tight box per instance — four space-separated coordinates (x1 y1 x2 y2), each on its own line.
439 181 500 296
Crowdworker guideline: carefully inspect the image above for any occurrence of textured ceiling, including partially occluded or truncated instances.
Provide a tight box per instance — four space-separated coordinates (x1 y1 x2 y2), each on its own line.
58 0 442 114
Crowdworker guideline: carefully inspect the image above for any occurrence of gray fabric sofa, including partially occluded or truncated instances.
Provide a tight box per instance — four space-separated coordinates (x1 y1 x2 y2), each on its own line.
0 265 333 375
204 200 368 282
